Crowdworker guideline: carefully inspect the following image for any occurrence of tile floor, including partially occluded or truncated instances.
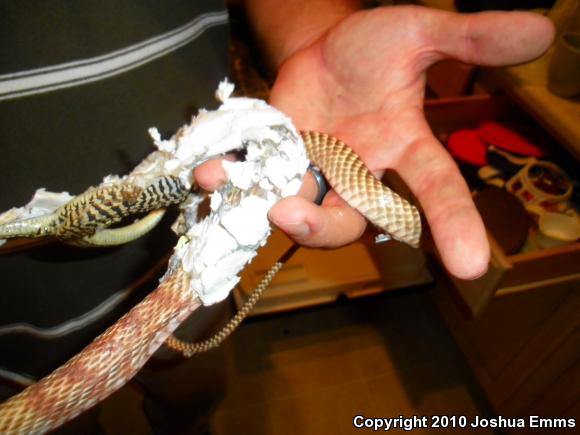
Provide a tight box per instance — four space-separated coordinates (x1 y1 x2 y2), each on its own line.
208 287 496 435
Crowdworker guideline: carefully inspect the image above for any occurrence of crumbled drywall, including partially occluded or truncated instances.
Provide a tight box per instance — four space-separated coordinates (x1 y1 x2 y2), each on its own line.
0 80 309 304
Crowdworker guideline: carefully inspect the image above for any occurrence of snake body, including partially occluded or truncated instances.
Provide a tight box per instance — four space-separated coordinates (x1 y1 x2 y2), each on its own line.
0 270 197 434
302 131 421 247
0 129 421 433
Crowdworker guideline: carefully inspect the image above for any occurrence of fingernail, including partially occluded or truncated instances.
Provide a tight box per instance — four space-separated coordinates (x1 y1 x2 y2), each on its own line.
278 221 310 239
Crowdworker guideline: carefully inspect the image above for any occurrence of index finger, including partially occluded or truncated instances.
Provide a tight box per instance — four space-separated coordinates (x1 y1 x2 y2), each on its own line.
395 121 490 280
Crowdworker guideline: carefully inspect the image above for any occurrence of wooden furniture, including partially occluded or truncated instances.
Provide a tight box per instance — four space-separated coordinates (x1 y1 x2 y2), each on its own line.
235 230 431 315
481 48 580 162
429 55 580 429
424 95 580 316
433 274 580 428
426 60 478 98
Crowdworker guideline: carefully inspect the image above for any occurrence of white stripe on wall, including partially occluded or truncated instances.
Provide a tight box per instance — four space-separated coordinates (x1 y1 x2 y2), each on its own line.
0 10 228 101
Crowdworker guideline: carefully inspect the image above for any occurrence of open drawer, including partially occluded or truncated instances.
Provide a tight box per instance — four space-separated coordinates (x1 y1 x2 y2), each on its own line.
424 95 580 316
235 229 431 316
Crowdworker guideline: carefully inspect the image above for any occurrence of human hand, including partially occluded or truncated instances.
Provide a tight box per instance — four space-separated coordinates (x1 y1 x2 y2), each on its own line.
197 6 554 279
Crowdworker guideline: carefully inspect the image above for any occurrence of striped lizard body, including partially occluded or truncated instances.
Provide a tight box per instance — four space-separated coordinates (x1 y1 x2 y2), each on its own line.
0 176 189 246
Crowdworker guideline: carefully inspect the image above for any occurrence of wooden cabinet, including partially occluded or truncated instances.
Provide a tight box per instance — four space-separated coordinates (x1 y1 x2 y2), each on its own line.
428 59 580 428
425 95 580 316
433 275 580 431
235 230 431 315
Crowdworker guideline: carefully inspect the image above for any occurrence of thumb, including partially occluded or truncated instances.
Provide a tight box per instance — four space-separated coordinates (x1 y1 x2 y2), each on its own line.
427 9 554 66
268 193 367 248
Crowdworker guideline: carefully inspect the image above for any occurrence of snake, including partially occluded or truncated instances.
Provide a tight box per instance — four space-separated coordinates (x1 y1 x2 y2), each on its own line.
0 93 421 434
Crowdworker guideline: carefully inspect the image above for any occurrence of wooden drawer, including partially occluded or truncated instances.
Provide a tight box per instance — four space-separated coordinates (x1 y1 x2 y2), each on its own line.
235 230 431 316
424 95 580 316
432 275 580 427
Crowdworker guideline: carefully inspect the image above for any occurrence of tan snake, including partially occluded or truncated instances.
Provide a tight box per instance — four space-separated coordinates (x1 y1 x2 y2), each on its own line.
0 125 421 433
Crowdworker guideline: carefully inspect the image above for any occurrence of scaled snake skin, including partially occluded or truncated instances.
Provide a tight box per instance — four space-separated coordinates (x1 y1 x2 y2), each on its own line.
0 130 421 434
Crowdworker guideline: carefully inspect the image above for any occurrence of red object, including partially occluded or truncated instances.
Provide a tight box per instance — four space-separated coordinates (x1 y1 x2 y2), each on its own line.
447 129 487 166
477 121 545 157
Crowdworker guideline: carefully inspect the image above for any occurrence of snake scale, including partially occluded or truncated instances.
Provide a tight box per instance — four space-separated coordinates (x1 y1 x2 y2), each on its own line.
0 127 421 433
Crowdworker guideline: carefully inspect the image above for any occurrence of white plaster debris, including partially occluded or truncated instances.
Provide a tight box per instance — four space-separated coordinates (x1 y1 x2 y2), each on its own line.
198 225 238 267
215 80 235 102
158 79 310 305
220 195 274 247
0 189 74 246
0 80 310 303
11 189 73 218
222 160 258 190
282 178 304 198
209 191 223 211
